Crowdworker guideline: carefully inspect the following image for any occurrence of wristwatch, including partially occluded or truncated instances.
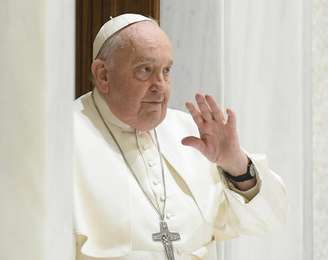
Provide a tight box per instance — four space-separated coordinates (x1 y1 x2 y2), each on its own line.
223 158 256 182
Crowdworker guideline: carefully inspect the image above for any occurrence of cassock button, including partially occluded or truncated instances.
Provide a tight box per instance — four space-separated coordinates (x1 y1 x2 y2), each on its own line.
141 144 149 150
152 179 160 185
166 213 174 219
147 160 156 167
160 195 165 202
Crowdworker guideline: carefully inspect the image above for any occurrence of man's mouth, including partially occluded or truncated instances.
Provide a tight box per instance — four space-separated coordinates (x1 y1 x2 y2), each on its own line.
142 100 163 104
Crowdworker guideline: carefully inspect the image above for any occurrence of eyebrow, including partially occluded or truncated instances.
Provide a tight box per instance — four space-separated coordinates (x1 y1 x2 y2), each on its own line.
132 57 173 66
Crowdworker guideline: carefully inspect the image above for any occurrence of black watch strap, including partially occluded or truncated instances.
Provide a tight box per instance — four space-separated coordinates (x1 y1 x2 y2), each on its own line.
223 159 256 182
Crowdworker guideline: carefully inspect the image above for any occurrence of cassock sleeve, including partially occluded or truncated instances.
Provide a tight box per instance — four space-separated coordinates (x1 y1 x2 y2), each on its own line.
220 166 261 202
213 153 288 240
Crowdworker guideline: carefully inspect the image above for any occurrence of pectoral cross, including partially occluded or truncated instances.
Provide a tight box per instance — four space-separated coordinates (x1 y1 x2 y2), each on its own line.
152 221 181 260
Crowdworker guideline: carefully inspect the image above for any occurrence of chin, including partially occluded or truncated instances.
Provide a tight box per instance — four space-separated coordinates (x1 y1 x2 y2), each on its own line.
138 110 167 131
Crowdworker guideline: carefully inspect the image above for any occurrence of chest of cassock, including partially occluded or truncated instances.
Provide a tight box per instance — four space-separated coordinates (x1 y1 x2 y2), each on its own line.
74 92 288 260
74 93 227 259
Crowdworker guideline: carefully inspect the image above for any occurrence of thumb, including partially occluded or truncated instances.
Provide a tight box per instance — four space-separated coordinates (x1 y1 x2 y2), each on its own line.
181 136 205 153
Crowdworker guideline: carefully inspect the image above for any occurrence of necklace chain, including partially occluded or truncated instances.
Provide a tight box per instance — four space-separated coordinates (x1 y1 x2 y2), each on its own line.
92 91 167 221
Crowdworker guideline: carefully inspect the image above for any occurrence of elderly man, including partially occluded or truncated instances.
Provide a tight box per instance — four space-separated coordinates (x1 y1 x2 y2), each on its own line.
74 14 287 260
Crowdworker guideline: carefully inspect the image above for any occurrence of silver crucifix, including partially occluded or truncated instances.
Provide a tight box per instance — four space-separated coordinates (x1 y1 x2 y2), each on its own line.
152 221 181 260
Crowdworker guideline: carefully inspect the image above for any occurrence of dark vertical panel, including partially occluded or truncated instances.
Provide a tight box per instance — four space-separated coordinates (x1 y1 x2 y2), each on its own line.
81 0 92 96
101 0 105 23
93 0 103 40
103 0 114 23
111 0 118 17
75 0 81 96
75 0 160 98
116 0 152 17
151 0 160 24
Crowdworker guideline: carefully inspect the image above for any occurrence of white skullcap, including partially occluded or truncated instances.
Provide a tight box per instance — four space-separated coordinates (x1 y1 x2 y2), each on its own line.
93 13 152 59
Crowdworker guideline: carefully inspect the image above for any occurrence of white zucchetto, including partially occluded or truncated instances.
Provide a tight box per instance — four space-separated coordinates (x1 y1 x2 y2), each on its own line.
93 13 152 59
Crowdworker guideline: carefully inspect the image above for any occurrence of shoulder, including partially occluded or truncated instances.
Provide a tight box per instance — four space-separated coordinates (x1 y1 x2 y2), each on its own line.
74 92 93 115
73 92 102 139
74 92 98 125
166 107 191 121
158 107 198 136
165 107 193 126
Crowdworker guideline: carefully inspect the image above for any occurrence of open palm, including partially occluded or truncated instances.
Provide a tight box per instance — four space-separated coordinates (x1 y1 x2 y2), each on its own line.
182 94 248 176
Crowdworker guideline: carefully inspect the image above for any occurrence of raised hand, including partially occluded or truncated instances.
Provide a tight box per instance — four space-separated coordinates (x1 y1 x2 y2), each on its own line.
182 93 248 176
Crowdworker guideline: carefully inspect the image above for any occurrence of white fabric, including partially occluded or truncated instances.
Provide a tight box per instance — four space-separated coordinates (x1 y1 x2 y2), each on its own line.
73 90 287 259
0 1 75 260
93 13 152 59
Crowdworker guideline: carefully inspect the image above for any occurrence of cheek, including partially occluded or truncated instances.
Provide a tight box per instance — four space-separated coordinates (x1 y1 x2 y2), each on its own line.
120 85 148 109
161 85 171 105
166 85 171 98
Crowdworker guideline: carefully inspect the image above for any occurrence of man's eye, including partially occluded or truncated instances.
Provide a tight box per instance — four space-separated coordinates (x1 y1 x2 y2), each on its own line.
138 65 152 74
135 65 153 80
141 66 152 73
163 67 171 75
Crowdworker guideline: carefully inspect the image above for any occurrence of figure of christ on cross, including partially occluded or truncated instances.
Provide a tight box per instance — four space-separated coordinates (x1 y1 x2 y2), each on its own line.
152 221 181 260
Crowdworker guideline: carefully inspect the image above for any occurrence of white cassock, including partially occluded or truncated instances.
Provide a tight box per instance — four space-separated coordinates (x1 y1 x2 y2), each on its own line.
74 88 287 260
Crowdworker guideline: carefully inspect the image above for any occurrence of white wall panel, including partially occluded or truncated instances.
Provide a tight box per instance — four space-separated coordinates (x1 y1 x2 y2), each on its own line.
223 1 311 260
161 0 223 110
313 0 328 259
0 1 75 260
161 0 311 260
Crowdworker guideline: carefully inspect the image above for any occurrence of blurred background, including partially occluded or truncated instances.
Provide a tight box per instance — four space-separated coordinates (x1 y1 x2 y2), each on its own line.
0 0 327 260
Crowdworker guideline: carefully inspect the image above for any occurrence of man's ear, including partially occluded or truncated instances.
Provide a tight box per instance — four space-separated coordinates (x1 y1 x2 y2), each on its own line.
91 59 110 94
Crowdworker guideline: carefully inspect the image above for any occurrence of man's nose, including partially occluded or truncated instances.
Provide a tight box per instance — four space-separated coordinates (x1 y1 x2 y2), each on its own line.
150 72 167 92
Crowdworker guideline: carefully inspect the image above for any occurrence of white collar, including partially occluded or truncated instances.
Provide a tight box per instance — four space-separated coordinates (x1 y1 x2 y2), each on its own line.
93 88 135 133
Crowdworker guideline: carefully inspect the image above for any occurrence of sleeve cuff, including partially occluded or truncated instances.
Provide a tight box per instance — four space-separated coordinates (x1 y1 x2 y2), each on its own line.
217 165 262 202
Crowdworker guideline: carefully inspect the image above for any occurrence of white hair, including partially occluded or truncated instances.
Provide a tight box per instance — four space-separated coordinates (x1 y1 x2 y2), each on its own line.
96 33 126 64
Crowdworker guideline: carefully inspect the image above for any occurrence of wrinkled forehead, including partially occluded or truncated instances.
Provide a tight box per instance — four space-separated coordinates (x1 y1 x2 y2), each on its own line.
120 21 172 48
112 22 173 63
